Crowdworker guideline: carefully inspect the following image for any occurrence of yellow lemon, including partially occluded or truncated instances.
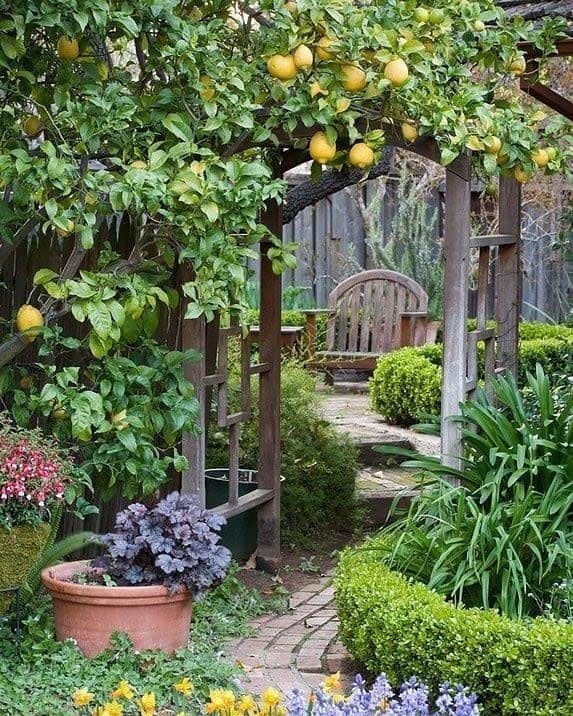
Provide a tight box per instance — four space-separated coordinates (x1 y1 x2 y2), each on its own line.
341 64 366 92
509 56 526 76
413 7 430 23
315 36 335 61
267 54 297 80
57 36 80 61
384 58 409 87
52 407 69 420
309 131 336 164
293 44 313 70
130 160 147 170
531 148 549 168
473 19 485 32
514 166 529 184
16 304 44 342
401 122 418 143
284 1 298 13
348 142 374 169
484 135 502 154
22 115 43 138
428 8 445 25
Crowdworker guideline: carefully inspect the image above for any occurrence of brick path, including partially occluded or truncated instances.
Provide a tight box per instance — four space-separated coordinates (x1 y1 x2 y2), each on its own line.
228 573 355 695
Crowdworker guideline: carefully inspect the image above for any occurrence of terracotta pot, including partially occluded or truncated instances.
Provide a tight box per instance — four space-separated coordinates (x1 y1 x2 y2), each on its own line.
41 560 192 658
0 521 51 615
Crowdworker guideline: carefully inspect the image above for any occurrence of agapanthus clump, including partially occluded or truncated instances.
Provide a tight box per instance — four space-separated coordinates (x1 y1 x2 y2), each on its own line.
0 416 74 528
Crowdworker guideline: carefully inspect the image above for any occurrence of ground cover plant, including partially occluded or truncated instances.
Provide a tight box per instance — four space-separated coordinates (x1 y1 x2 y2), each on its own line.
380 365 573 619
0 566 272 715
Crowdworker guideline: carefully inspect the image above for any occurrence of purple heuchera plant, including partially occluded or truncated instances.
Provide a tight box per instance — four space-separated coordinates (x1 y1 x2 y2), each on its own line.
288 674 479 715
95 492 231 597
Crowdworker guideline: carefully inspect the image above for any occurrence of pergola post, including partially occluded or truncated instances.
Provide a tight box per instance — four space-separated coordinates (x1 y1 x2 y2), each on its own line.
441 152 472 471
496 176 521 376
181 315 206 505
257 200 282 572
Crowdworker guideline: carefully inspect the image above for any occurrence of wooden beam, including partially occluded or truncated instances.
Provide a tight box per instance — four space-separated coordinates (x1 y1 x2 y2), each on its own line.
256 200 282 572
496 176 521 378
212 488 274 519
520 81 573 121
441 152 471 472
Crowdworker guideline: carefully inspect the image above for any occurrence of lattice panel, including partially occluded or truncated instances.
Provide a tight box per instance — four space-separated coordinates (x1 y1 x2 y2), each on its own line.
204 317 272 512
466 234 518 398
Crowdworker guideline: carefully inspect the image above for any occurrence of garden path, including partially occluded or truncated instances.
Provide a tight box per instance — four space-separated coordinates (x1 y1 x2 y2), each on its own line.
228 571 356 696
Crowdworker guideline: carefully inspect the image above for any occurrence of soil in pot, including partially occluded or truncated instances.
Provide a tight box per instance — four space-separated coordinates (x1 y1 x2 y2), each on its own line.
41 560 193 658
0 522 51 614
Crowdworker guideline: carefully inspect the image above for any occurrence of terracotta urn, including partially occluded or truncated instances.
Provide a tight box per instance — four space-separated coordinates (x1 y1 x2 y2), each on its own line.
41 560 192 658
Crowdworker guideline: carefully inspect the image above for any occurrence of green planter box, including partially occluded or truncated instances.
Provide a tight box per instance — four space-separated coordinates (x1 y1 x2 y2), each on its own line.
205 469 284 561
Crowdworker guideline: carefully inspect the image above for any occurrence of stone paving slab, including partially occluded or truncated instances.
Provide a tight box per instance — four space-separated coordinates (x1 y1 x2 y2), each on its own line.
228 571 357 697
321 391 440 457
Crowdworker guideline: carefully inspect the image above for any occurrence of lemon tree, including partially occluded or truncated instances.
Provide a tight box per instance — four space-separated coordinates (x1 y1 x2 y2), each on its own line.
0 0 570 359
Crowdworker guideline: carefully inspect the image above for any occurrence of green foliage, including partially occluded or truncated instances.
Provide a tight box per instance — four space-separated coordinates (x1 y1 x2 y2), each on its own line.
370 329 572 426
0 568 268 715
370 348 441 426
1 339 199 499
207 360 358 544
0 0 569 360
335 544 573 716
380 366 573 619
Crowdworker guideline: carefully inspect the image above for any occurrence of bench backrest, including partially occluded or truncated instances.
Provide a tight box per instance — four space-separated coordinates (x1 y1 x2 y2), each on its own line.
326 269 428 353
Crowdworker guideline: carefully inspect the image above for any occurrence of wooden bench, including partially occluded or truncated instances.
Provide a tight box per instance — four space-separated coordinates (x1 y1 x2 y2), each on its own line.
303 269 439 378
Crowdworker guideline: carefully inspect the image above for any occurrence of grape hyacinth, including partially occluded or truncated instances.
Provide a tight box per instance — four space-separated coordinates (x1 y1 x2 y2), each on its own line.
285 673 479 716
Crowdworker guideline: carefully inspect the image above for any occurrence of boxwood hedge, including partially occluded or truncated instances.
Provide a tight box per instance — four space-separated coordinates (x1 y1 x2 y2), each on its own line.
335 540 573 716
370 333 572 426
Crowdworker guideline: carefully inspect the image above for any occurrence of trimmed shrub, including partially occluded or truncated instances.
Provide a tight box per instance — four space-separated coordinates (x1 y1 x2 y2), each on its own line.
436 320 573 343
207 360 359 544
335 541 573 716
369 349 441 426
370 336 572 426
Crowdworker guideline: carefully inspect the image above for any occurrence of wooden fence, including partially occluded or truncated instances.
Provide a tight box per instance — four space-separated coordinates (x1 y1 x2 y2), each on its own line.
271 170 571 322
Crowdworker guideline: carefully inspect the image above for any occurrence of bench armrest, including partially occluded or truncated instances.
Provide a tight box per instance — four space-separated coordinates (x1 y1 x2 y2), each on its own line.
399 312 439 347
301 309 331 356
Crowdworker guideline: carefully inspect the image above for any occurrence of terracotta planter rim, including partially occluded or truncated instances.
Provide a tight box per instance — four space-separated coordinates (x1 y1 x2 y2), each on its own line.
41 559 190 603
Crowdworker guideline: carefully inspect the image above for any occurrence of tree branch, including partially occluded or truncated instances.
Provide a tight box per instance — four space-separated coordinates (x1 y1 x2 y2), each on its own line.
0 219 37 268
282 148 395 224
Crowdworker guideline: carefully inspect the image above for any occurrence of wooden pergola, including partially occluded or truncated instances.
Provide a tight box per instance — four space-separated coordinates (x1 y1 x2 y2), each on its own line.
182 2 572 571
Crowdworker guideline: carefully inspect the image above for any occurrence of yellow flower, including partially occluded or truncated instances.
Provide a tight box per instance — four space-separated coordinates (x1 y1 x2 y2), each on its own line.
261 688 281 708
237 694 257 713
173 677 194 697
111 681 135 700
73 688 95 707
138 692 156 715
323 671 342 693
101 701 124 716
206 689 235 713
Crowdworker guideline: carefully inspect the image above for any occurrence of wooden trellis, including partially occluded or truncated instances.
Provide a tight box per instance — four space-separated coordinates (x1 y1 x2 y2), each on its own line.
182 225 282 571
